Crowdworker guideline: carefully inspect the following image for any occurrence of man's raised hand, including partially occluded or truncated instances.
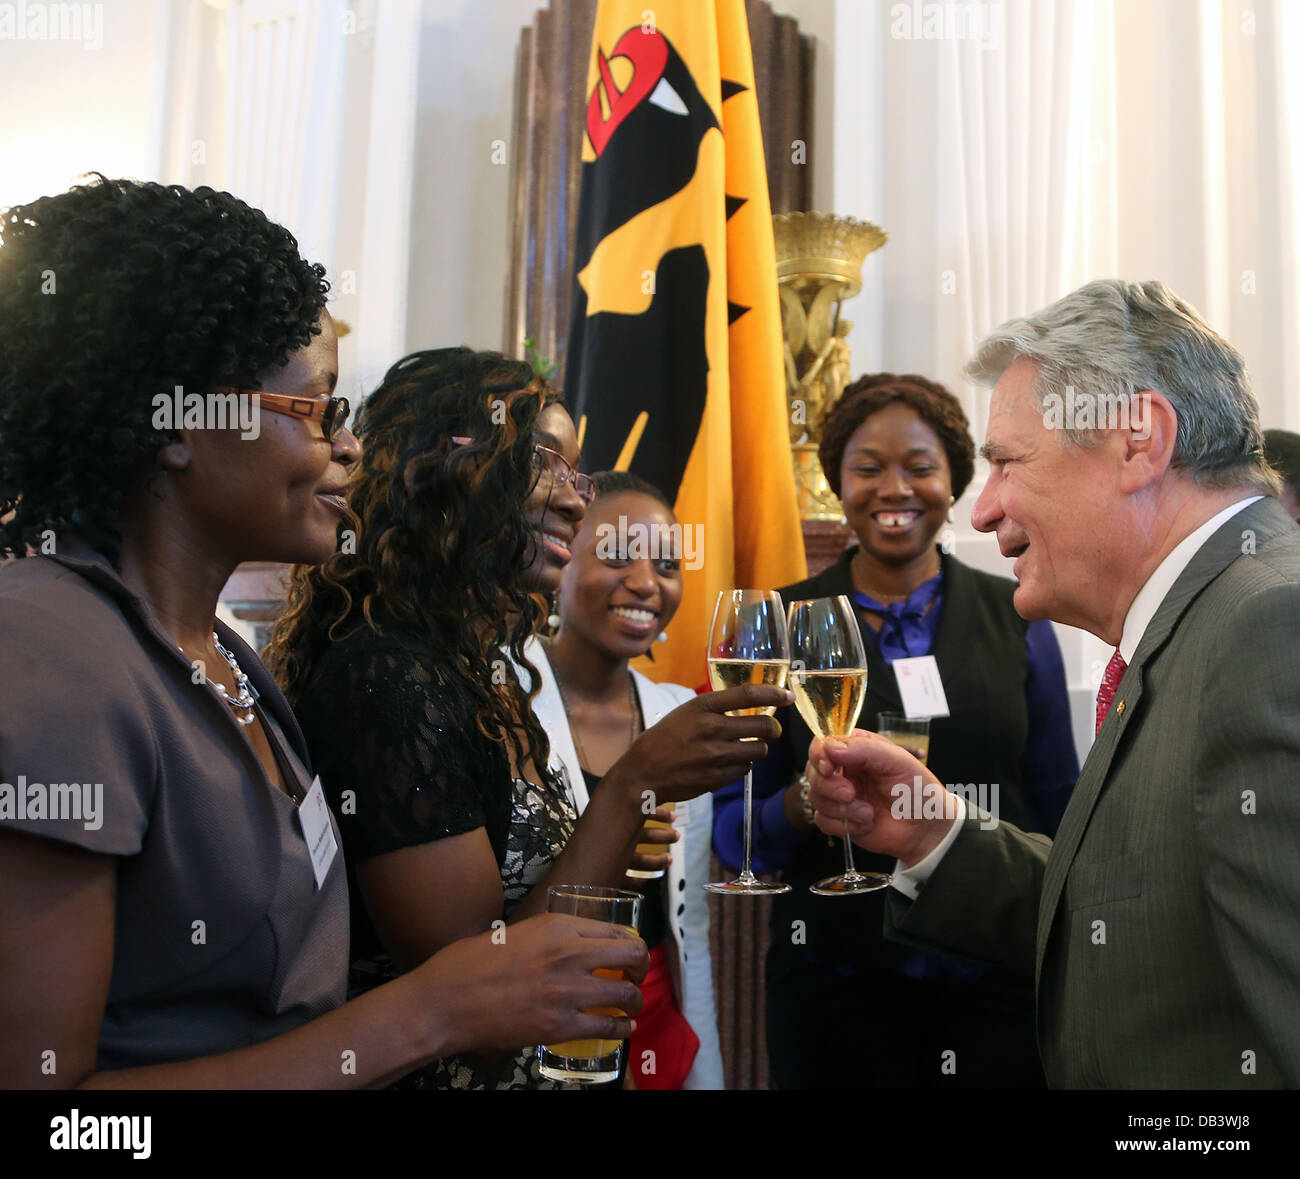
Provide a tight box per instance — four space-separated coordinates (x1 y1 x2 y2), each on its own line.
806 730 958 869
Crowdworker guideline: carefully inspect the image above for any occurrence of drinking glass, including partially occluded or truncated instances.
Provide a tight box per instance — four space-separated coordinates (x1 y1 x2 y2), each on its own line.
877 712 931 765
537 885 642 1084
787 595 890 895
704 589 791 895
627 801 674 880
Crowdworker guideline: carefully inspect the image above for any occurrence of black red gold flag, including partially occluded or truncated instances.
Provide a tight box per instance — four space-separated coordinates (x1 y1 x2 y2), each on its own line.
565 0 807 686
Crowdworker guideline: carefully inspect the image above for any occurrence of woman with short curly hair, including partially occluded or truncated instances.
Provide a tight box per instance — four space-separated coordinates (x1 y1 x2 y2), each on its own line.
0 176 648 1088
817 372 977 506
0 176 330 560
713 371 1080 1090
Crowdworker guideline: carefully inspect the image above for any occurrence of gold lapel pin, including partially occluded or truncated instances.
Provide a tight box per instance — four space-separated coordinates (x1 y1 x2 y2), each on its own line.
1116 700 1126 717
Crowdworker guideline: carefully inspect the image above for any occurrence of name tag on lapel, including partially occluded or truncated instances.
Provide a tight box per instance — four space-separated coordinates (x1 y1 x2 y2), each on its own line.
298 775 339 889
892 655 951 719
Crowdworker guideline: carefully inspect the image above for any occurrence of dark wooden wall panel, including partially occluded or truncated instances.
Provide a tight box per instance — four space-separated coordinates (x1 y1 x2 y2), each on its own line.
746 0 813 215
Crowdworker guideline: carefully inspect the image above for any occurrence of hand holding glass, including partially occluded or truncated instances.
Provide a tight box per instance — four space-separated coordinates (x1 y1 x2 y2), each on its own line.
788 595 890 894
705 589 791 895
537 885 642 1084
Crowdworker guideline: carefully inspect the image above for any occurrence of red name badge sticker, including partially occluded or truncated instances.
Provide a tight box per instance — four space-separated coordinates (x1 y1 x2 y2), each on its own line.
299 776 339 889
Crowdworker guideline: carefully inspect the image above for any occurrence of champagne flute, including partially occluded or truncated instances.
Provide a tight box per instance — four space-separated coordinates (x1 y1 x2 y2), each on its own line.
704 589 791 896
787 595 890 895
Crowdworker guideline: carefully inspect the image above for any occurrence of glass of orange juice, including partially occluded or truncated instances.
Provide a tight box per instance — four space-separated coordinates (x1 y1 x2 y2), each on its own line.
537 884 642 1084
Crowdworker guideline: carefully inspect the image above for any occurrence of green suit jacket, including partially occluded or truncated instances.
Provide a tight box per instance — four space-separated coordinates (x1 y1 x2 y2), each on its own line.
885 496 1300 1088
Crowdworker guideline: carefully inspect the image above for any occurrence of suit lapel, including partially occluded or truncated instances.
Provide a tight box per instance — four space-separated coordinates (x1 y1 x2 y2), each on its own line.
1034 667 1143 980
929 552 972 702
864 624 903 715
1035 497 1290 981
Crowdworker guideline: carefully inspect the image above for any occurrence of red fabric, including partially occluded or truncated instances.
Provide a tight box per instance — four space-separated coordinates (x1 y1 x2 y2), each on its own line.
628 943 699 1090
1095 649 1127 736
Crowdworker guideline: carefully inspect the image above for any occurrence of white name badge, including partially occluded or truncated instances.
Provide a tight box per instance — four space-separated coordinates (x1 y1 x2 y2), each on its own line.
892 655 950 720
299 775 339 889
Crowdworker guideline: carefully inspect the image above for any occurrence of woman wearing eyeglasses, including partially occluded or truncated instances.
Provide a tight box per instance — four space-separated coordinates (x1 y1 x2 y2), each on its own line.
0 178 649 1088
268 354 785 1089
522 403 597 597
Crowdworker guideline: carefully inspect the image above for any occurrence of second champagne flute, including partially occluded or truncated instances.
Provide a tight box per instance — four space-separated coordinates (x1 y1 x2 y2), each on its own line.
787 594 891 895
705 589 791 895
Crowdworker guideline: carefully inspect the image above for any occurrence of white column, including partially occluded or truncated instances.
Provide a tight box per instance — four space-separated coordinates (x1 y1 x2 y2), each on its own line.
831 0 886 374
354 0 422 391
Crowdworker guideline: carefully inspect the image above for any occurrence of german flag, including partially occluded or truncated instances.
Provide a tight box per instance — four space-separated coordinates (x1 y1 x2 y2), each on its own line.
565 0 806 687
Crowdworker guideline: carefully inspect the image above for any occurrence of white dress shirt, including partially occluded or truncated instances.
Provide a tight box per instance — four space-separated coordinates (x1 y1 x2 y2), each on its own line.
890 495 1261 900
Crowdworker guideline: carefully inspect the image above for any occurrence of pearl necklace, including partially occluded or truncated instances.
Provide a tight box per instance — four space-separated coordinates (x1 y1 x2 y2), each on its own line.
182 632 258 726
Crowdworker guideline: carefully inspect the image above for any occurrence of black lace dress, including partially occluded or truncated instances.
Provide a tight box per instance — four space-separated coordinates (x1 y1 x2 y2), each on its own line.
294 621 578 1089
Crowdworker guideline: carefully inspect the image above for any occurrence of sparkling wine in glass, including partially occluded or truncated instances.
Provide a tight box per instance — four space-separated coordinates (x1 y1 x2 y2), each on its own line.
787 595 891 895
876 712 931 765
704 589 791 896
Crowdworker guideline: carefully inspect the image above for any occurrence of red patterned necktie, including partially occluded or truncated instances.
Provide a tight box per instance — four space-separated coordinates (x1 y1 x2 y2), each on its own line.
1095 649 1127 736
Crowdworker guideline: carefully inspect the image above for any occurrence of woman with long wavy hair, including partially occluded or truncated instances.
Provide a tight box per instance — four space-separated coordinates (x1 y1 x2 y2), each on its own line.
265 349 783 1089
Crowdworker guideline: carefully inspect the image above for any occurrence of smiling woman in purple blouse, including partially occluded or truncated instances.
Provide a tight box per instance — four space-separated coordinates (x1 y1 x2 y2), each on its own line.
713 371 1080 1091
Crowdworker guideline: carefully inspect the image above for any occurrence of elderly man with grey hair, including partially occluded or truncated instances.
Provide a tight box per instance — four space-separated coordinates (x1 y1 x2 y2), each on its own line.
807 279 1299 1089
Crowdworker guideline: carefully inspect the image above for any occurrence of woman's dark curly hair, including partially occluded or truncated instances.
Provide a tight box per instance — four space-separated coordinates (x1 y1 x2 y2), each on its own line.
264 347 559 772
819 372 976 500
0 175 329 558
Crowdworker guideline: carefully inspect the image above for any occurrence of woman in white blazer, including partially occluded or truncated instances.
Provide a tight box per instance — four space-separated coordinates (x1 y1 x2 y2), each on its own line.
526 471 724 1089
